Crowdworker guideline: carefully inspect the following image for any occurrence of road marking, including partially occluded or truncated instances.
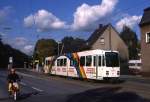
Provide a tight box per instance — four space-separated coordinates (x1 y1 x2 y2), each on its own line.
20 82 27 86
31 87 43 92
16 72 44 80
17 72 35 78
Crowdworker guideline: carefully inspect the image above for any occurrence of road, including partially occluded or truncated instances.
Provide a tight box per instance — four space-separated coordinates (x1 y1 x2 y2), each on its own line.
0 69 150 102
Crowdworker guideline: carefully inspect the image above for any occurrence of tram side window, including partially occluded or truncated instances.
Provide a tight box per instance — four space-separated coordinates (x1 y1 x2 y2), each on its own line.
47 60 50 66
64 58 67 66
93 56 96 66
45 60 48 65
47 60 49 65
80 56 85 66
70 60 74 66
99 56 101 66
86 56 92 66
138 63 142 66
102 56 105 66
52 61 55 66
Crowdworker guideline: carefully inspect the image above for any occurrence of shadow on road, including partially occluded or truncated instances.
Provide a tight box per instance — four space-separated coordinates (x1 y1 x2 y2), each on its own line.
0 97 10 101
0 92 39 101
67 87 150 102
18 91 39 100
87 79 126 84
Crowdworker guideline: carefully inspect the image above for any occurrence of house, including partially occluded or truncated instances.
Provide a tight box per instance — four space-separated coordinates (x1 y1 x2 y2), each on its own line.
139 7 150 76
87 24 129 61
87 24 129 74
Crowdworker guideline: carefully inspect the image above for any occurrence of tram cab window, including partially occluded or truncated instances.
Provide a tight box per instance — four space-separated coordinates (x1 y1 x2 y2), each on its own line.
86 56 92 66
60 59 63 66
57 58 67 66
57 59 60 66
105 52 119 67
80 56 85 66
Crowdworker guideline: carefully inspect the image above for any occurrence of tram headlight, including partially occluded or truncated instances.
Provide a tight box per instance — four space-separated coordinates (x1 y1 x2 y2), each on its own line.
106 71 109 75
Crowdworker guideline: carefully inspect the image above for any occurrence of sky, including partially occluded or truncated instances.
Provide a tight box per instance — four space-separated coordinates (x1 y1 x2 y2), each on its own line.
0 0 150 55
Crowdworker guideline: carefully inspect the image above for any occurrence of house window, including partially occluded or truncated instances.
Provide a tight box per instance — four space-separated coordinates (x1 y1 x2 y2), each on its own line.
146 32 150 43
100 38 105 44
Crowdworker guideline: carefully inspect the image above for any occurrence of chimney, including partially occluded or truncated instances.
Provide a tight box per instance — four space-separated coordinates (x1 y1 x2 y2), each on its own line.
99 24 103 29
139 6 150 27
144 7 150 12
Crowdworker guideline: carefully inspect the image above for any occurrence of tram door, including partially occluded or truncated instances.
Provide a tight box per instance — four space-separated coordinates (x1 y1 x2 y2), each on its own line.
95 55 105 79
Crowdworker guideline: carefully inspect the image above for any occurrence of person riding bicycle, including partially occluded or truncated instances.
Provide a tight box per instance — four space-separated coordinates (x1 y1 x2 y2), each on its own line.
7 68 20 94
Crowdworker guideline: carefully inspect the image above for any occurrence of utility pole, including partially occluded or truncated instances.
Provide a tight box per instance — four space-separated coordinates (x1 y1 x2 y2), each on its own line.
57 41 60 56
60 43 64 55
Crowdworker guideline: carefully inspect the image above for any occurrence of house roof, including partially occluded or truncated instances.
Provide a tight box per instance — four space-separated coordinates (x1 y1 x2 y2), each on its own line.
140 7 150 27
87 24 109 46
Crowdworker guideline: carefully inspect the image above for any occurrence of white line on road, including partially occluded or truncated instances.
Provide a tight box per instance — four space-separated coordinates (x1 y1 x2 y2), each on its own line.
31 87 43 92
20 82 27 86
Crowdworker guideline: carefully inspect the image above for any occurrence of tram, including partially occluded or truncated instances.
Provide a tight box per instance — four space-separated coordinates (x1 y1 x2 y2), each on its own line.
44 49 120 80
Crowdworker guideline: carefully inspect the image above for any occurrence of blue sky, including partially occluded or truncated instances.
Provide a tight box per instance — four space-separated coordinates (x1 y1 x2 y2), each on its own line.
0 0 150 54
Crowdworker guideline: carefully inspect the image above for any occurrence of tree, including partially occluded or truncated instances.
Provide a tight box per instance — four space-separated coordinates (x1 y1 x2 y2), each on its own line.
61 36 90 53
0 41 29 68
33 39 57 65
120 26 139 60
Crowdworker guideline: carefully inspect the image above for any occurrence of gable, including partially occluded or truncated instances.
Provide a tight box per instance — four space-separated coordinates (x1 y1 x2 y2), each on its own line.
140 7 150 27
88 24 128 49
87 25 108 46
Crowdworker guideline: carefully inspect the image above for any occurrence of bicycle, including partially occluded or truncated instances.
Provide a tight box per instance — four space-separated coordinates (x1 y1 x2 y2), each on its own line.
9 82 20 101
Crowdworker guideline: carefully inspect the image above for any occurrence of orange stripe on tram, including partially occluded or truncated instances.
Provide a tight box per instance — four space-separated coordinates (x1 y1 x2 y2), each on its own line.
73 53 87 79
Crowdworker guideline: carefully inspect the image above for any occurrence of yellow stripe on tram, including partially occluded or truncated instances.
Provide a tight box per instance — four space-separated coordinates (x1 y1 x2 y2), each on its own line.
73 53 87 79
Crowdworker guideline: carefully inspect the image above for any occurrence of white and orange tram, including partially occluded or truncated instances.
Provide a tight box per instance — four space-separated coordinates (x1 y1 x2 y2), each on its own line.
44 49 120 80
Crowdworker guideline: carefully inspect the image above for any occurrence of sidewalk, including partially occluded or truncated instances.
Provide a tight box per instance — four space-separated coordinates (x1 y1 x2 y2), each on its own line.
120 75 150 85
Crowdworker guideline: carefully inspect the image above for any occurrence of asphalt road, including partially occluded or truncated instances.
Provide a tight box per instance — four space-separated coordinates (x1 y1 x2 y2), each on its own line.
0 69 150 102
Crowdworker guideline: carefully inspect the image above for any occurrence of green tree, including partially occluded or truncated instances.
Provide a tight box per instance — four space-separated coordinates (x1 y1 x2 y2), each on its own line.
33 39 57 65
120 26 139 60
61 36 90 53
0 39 29 68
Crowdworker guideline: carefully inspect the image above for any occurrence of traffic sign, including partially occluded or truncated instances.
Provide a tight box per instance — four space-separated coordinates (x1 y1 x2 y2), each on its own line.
9 57 13 63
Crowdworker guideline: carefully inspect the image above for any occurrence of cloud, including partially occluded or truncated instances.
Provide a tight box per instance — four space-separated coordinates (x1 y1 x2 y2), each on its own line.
15 37 27 46
71 0 118 31
2 36 34 55
0 32 7 36
23 45 34 54
0 6 13 24
116 15 142 31
24 9 67 32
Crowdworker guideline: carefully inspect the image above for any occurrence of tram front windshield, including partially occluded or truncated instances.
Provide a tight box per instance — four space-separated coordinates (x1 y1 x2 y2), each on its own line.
105 52 119 67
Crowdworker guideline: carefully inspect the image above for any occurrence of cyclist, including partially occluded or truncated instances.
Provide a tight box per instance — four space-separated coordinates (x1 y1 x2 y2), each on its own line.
7 68 20 94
